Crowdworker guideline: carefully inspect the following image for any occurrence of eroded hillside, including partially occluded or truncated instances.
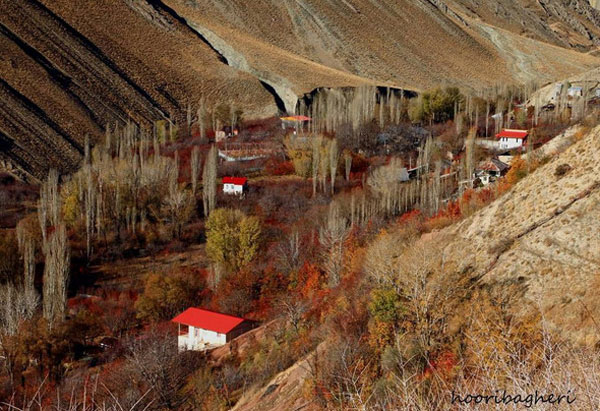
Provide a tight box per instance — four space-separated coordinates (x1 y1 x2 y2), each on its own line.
164 0 600 100
0 0 276 179
2 0 600 180
437 126 600 345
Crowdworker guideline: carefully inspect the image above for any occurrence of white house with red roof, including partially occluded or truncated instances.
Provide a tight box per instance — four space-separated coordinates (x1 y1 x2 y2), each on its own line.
496 129 528 151
172 308 254 351
222 176 248 195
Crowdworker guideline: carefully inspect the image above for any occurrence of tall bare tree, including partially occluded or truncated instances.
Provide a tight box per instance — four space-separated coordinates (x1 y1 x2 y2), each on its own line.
202 145 218 216
42 223 69 328
329 139 339 194
16 220 36 292
344 150 352 181
312 136 322 197
38 169 60 246
191 145 201 195
319 201 349 287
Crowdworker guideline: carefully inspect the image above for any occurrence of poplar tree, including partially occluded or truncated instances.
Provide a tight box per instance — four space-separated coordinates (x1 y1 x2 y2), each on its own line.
464 128 476 189
329 139 339 194
42 223 69 328
312 136 321 197
16 220 35 292
191 146 201 195
344 150 352 181
202 145 218 216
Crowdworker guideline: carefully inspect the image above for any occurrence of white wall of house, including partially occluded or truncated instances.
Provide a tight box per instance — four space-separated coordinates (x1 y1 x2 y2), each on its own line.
498 137 524 150
223 183 244 195
476 139 499 150
178 325 227 351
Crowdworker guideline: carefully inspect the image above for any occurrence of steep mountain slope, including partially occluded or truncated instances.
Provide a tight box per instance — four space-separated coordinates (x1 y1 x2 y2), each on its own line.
164 0 600 108
0 0 276 179
447 0 600 50
437 126 600 346
2 0 600 180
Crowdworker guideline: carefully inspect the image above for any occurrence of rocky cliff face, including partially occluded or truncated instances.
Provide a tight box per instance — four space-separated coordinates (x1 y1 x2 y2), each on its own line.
2 0 600 180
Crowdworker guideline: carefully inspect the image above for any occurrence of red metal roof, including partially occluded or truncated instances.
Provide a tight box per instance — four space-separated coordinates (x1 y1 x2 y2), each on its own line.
222 176 248 185
172 308 245 334
496 129 528 139
280 115 312 122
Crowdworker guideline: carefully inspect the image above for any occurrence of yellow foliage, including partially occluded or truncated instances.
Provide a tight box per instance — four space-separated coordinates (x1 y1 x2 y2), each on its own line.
61 182 80 227
205 208 262 273
283 136 312 178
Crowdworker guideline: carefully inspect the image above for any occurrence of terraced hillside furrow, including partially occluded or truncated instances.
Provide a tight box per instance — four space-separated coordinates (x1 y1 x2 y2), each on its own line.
0 0 277 180
0 0 167 179
0 79 83 178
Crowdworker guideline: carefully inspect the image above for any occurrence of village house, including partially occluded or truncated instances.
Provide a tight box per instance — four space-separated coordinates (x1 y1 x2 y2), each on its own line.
475 158 509 186
496 129 528 151
222 176 248 195
567 86 583 98
172 308 254 351
280 115 311 127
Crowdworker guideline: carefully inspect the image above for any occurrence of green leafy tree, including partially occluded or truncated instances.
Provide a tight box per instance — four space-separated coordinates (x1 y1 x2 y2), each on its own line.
368 287 403 323
205 208 262 273
409 87 464 123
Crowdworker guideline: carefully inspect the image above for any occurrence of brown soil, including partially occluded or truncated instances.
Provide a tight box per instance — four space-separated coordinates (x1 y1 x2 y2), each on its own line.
2 0 600 180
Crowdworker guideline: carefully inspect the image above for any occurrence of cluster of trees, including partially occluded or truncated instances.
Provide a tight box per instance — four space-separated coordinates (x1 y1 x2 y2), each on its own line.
283 135 345 195
298 86 410 136
181 100 244 142
56 121 226 258
135 267 209 322
62 124 196 250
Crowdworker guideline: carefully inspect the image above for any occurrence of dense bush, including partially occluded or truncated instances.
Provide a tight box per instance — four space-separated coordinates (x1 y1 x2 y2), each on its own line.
408 87 464 123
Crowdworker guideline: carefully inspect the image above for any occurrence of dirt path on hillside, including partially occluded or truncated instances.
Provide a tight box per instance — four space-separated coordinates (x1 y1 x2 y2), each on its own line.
478 23 537 82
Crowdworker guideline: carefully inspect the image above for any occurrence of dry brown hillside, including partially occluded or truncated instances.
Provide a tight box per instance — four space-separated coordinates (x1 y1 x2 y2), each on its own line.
2 0 600 180
0 0 276 179
165 0 600 110
437 126 600 346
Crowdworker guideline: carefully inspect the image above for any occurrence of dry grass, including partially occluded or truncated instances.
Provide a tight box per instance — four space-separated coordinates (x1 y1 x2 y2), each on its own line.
431 125 600 345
